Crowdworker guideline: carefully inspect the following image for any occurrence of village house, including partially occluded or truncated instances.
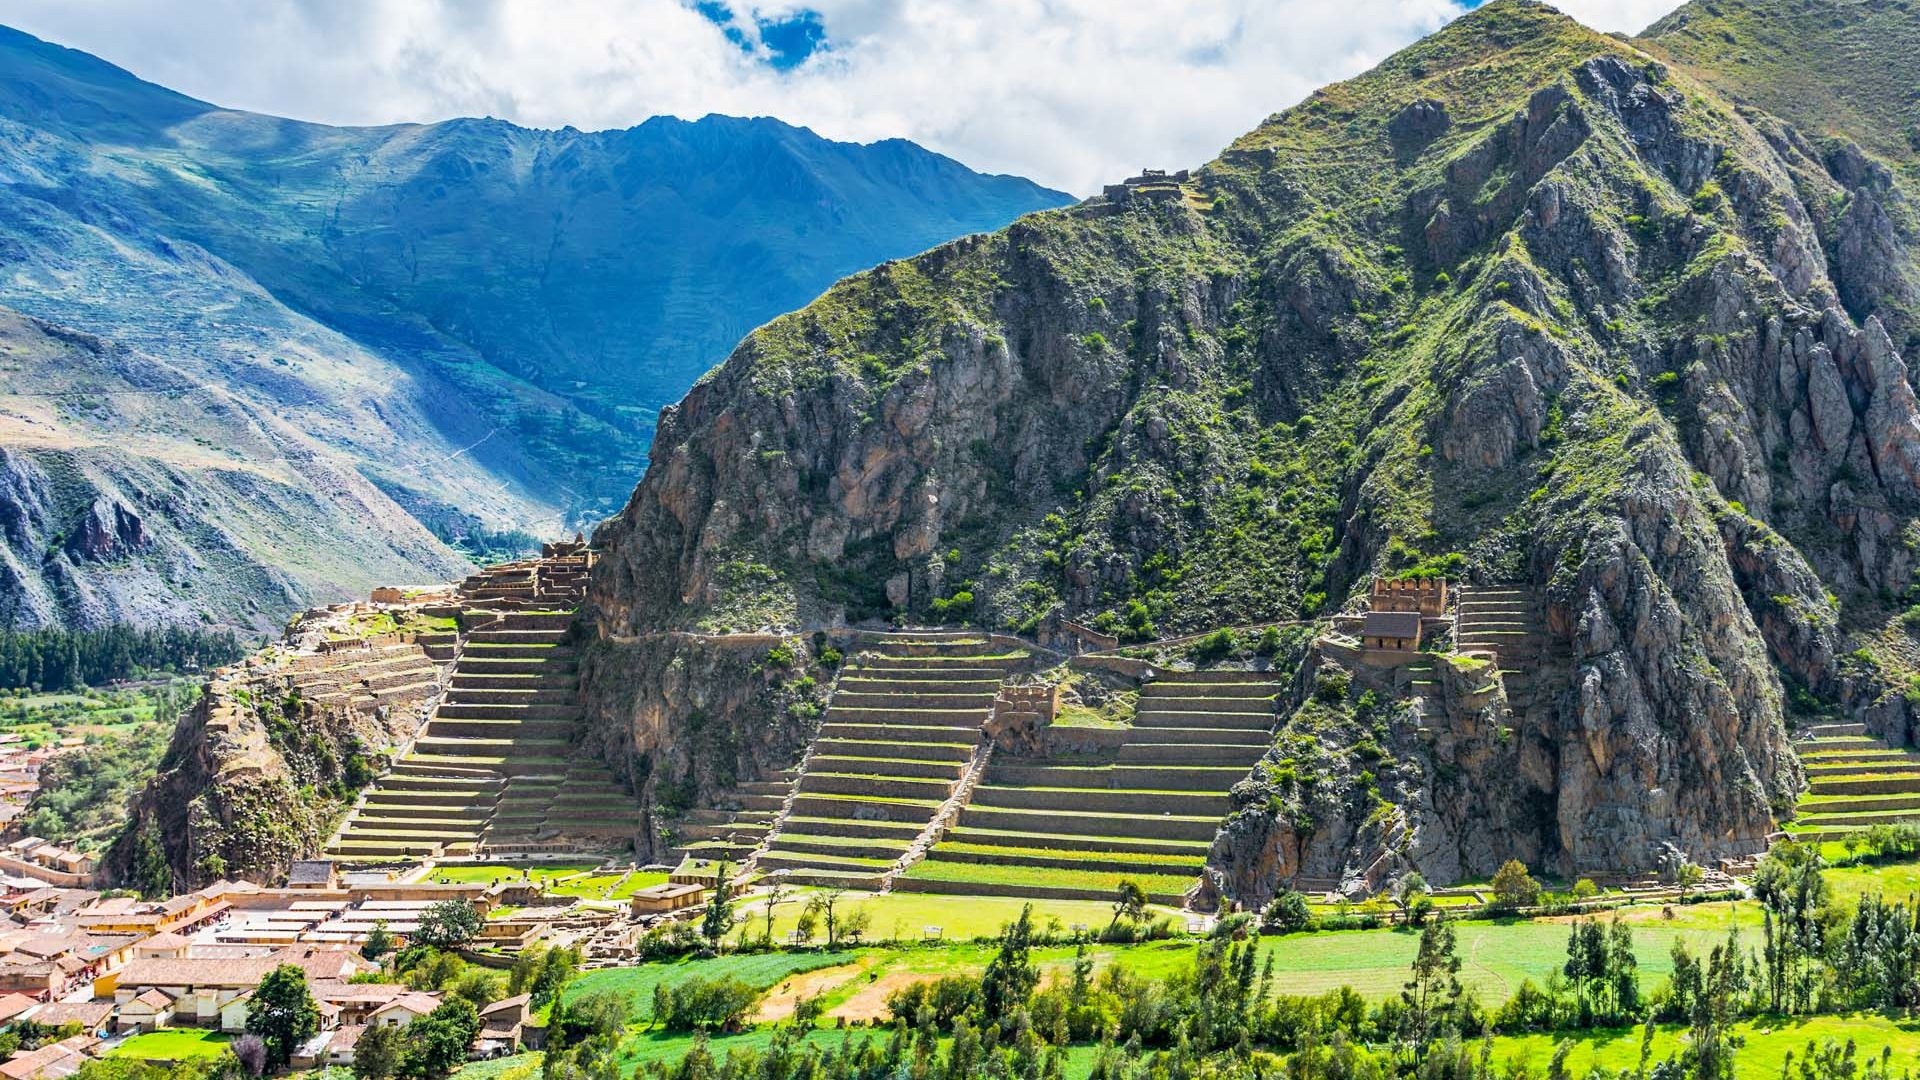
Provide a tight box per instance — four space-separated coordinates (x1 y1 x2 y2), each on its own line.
368 992 442 1029
115 990 174 1034
476 994 530 1055
0 1034 94 1080
1360 610 1423 652
628 882 704 917
24 1003 111 1038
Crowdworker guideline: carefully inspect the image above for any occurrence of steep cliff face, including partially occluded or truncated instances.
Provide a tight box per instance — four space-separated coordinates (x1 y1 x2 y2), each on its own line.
575 632 833 861
590 0 1920 891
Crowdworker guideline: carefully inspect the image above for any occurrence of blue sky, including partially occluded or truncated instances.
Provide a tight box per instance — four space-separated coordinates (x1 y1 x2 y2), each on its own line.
2 0 1686 194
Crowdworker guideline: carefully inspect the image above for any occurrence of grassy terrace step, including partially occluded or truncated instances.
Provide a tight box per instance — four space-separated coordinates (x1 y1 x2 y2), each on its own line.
807 756 968 780
757 850 896 872
776 816 928 840
925 840 1204 871
970 785 1231 815
812 738 974 761
1133 711 1274 732
1808 773 1920 796
823 707 990 726
959 804 1222 842
897 861 1195 903
1798 737 1890 752
1805 758 1920 777
1794 808 1920 828
835 678 1003 694
944 824 1212 851
817 722 981 744
767 836 911 861
789 793 944 822
798 773 955 800
1118 727 1270 747
1797 793 1920 814
1116 743 1268 766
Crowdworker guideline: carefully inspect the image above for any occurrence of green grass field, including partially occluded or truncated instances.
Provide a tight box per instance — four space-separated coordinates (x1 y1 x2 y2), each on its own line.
562 952 857 1021
1490 1014 1920 1076
107 1029 233 1060
739 889 1185 943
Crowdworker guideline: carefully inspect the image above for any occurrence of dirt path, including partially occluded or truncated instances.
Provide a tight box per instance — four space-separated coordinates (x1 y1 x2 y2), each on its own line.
828 971 940 1023
752 961 870 1024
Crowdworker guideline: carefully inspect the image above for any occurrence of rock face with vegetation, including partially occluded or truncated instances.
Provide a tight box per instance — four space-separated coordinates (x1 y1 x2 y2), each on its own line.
575 633 834 861
109 610 435 888
591 0 1920 894
0 25 1068 631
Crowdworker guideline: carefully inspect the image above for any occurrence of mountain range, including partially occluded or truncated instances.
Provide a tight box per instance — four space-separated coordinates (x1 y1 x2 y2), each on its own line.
0 25 1068 632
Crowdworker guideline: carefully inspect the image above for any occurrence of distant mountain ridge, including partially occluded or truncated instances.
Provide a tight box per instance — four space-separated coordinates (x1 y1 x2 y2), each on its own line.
0 24 1070 632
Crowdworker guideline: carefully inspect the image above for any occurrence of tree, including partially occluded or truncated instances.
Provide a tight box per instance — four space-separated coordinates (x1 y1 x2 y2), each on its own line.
1108 880 1148 935
1675 859 1706 901
414 899 483 951
1491 859 1541 910
701 861 735 950
403 998 481 1078
1393 872 1429 922
352 1022 403 1080
1401 919 1462 1052
361 920 394 962
980 905 1040 1026
510 942 581 1009
131 820 171 900
1262 890 1313 933
760 876 791 948
803 889 848 948
244 964 320 1069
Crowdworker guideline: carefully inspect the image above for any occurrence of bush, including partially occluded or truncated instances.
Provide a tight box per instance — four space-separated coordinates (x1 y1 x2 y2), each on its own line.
1255 626 1284 657
1261 890 1314 933
1188 628 1239 664
1313 669 1350 704
652 975 759 1033
886 975 981 1030
1490 859 1541 910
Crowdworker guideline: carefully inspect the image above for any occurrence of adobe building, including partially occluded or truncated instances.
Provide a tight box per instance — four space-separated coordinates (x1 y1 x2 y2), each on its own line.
1360 611 1423 653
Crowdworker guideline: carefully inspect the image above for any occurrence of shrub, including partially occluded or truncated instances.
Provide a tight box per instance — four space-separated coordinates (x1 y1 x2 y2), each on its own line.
1261 890 1314 933
1313 669 1350 704
653 975 759 1033
1188 628 1239 664
1490 859 1541 910
1255 626 1284 657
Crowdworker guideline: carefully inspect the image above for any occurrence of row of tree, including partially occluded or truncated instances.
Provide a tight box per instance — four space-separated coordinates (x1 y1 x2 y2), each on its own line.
0 624 244 690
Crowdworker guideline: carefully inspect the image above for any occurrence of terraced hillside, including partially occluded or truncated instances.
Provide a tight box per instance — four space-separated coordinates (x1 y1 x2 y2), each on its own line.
898 669 1284 905
1453 585 1567 711
328 551 638 862
1786 724 1920 842
752 636 1026 889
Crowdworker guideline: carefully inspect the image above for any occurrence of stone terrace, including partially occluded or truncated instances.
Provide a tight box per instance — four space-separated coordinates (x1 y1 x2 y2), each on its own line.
897 669 1284 906
326 553 636 862
1785 723 1920 841
750 635 1027 890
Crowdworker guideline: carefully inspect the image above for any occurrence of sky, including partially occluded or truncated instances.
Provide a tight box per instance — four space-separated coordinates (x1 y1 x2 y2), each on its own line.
1 0 1686 194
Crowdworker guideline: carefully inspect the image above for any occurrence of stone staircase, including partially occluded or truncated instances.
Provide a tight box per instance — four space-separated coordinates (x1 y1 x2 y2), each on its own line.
750 635 1026 890
1454 584 1566 711
897 669 1283 905
1786 723 1920 840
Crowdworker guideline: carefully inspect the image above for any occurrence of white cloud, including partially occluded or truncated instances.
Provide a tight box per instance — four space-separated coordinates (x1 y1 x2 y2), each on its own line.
1 0 1685 194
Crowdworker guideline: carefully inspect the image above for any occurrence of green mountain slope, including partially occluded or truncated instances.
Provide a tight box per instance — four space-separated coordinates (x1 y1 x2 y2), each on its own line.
589 0 1920 888
0 25 1070 630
